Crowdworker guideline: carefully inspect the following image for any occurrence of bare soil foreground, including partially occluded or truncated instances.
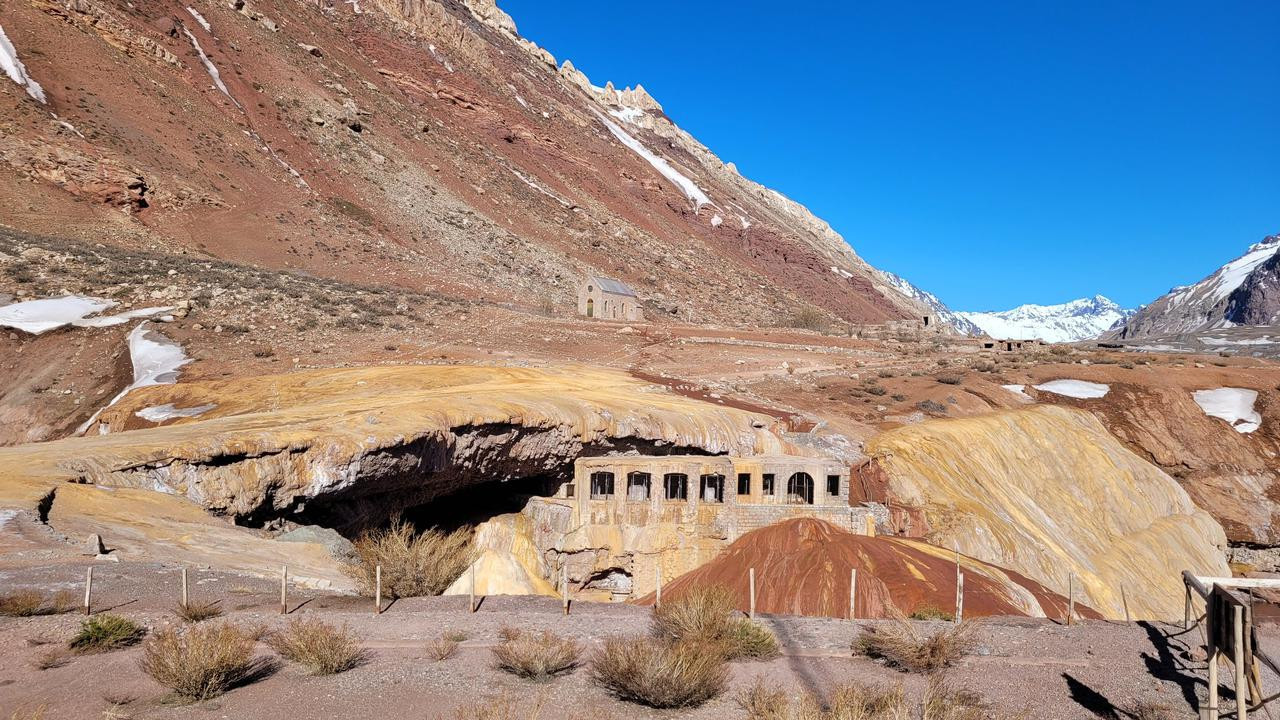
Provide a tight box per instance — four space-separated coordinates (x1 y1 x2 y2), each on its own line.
2 553 1273 720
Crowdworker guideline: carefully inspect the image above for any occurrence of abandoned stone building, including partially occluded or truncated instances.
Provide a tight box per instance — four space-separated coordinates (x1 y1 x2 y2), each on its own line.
542 454 857 598
981 339 1044 351
577 275 643 321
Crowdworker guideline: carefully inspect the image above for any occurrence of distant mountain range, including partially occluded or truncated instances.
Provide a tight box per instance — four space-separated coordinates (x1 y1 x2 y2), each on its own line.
957 296 1135 343
1109 234 1280 339
872 269 983 336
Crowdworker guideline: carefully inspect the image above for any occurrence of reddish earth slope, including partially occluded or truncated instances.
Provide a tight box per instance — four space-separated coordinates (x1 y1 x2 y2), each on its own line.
0 0 933 328
638 518 1099 620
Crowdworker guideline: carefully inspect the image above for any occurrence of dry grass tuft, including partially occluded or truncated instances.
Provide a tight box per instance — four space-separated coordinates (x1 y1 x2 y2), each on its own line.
266 618 367 675
70 615 146 654
173 602 223 623
491 629 581 681
737 676 1004 720
31 648 71 670
346 521 473 598
442 694 612 720
591 636 727 708
652 585 779 660
0 589 76 617
8 706 47 720
1126 701 1187 720
920 675 998 720
428 632 463 662
139 623 274 702
854 620 978 673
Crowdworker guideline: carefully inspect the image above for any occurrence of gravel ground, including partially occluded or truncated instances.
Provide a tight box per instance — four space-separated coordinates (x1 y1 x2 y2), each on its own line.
2 553 1273 720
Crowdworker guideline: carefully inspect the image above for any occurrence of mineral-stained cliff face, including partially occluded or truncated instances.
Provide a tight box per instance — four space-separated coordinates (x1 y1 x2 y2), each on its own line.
859 405 1229 620
637 518 1100 621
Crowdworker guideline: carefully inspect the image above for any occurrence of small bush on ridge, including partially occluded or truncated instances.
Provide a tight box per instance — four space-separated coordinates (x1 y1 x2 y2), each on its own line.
591 636 727 708
266 618 366 675
491 629 581 681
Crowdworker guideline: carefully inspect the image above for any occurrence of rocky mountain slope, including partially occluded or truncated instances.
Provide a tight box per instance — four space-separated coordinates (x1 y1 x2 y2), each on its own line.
1111 234 1280 338
958 295 1133 342
0 0 948 330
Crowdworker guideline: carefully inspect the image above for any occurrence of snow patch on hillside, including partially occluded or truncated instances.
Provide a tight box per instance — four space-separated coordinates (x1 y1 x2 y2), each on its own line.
1193 388 1260 433
183 26 239 107
1033 379 1110 399
186 7 212 33
958 295 1132 342
76 323 192 435
1169 238 1280 307
593 110 710 208
0 24 46 104
137 403 217 423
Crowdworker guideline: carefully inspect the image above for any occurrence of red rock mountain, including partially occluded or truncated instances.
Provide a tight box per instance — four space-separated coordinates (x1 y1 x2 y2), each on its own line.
0 0 946 328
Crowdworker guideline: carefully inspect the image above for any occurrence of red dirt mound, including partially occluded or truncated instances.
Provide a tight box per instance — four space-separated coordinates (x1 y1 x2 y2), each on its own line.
638 518 1100 620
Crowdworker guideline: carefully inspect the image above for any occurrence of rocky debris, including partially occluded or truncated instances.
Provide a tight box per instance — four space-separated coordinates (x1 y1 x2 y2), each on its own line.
83 532 105 555
297 43 324 58
0 135 148 212
276 524 355 559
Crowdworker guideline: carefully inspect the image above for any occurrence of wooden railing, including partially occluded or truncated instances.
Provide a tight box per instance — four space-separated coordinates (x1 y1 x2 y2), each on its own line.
1182 570 1280 719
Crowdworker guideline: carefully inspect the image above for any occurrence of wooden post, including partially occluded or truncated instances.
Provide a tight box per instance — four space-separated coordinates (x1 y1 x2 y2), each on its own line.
1234 604 1247 720
748 567 756 620
181 567 189 609
280 565 288 615
1067 572 1074 626
562 565 569 615
1185 585 1192 630
1208 610 1220 720
655 566 662 609
849 568 857 620
375 564 382 615
956 572 965 624
468 563 476 613
83 566 93 616
1121 585 1131 623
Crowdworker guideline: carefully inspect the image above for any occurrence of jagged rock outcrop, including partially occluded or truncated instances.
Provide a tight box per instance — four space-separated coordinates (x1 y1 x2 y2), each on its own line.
638 518 1101 620
857 405 1229 620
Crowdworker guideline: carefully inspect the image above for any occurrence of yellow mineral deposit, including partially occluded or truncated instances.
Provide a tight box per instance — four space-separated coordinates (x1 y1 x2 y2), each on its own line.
865 404 1230 619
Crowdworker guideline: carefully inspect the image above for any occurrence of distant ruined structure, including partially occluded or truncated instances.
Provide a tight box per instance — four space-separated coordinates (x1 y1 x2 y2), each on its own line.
578 275 643 321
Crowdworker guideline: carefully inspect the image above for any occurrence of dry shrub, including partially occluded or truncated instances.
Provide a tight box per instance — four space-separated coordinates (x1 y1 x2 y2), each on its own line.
442 694 611 720
1126 702 1186 720
920 675 997 720
173 602 223 623
70 615 146 654
854 620 978 673
491 629 581 681
31 648 70 670
908 605 954 622
346 521 473 598
590 636 727 708
140 623 273 702
7 706 46 720
428 633 461 661
0 589 75 617
266 618 367 675
652 585 780 660
737 676 999 720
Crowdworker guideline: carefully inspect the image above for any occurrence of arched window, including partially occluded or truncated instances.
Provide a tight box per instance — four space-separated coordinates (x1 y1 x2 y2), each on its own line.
663 473 688 500
699 474 725 503
590 471 614 499
627 471 651 501
585 298 594 318
787 472 814 505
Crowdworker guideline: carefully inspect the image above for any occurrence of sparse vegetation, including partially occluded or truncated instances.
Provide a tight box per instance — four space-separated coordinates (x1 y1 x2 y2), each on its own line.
908 605 955 622
917 399 948 415
140 623 273 702
266 618 367 675
1126 701 1186 720
346 521 473 598
787 307 830 333
591 636 727 708
31 648 70 670
69 615 146 654
0 589 75 617
737 675 1002 720
428 630 466 661
174 601 223 623
936 374 964 385
651 586 779 660
491 628 581 681
854 620 978 673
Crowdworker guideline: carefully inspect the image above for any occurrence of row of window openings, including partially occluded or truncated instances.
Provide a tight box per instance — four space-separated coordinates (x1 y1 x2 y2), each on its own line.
577 471 840 505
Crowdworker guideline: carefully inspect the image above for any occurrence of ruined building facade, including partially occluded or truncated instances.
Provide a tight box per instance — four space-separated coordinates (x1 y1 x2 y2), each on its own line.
578 275 643 321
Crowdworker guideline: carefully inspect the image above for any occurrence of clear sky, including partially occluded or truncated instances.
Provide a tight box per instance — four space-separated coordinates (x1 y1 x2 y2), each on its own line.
500 0 1279 311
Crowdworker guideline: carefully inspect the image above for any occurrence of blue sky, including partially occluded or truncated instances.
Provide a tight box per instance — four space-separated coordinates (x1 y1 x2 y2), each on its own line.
501 1 1279 311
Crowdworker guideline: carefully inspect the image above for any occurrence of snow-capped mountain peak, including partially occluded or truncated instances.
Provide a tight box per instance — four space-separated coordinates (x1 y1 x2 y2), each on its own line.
872 269 983 335
957 296 1135 343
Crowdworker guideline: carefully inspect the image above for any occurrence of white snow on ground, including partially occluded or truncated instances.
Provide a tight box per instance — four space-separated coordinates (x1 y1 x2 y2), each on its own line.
1193 388 1261 434
186 7 212 33
608 106 645 124
830 266 854 280
183 26 239 107
0 296 115 334
427 44 454 73
711 214 723 227
136 403 217 422
0 24 46 104
593 110 711 208
1204 336 1276 346
1002 384 1032 400
77 306 175 328
1032 379 1110 399
75 322 192 435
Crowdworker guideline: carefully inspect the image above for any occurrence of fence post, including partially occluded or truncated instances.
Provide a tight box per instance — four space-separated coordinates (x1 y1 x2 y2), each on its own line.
280 565 288 615
181 567 188 609
83 566 93 616
748 567 756 620
655 566 662 609
375 564 382 615
956 572 965 624
562 565 569 615
849 568 857 620
1234 604 1247 720
1185 585 1192 629
1208 604 1220 720
469 563 476 613
1067 572 1074 626
1121 584 1131 623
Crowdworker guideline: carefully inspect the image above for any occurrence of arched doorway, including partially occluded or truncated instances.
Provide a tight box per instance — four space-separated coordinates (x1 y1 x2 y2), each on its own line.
586 298 594 318
787 472 814 504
